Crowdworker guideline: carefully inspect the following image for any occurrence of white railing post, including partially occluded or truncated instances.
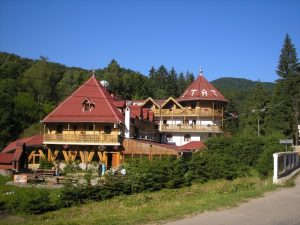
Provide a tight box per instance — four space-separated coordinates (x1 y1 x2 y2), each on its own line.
273 153 279 183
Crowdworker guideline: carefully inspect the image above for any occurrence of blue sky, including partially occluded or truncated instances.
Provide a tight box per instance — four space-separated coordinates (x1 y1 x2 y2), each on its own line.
0 0 299 82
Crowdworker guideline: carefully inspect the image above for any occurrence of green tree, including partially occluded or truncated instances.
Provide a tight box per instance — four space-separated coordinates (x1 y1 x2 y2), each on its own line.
166 67 178 97
21 57 64 103
177 72 186 96
240 83 270 136
265 34 299 144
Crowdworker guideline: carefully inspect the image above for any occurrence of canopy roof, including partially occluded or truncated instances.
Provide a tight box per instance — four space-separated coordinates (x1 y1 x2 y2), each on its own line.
178 74 228 103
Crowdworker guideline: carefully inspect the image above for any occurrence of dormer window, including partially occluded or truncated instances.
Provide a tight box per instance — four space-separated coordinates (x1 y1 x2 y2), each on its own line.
82 98 95 112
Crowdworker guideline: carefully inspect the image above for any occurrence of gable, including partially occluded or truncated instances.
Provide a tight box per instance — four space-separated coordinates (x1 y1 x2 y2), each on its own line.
161 97 184 109
42 76 124 123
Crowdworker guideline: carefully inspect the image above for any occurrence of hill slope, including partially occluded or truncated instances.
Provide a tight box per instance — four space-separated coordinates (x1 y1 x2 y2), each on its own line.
211 77 275 92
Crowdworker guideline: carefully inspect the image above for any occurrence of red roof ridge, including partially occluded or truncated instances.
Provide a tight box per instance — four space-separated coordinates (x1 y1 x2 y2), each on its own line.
42 77 93 122
94 77 122 123
42 75 124 123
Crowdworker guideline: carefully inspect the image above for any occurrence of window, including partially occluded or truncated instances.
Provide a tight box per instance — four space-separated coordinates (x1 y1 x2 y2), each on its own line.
88 124 94 131
163 120 167 124
82 98 95 112
56 124 63 134
104 125 112 134
184 134 191 142
166 134 173 142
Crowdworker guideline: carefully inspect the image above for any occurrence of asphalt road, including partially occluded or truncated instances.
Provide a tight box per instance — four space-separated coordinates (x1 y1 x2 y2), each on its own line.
165 175 300 225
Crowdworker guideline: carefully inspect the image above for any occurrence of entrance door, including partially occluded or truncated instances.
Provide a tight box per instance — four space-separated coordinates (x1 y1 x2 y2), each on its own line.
106 153 119 170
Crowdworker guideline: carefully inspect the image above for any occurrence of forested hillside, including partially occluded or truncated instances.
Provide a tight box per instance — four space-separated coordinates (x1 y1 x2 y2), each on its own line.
0 52 195 149
1 33 299 149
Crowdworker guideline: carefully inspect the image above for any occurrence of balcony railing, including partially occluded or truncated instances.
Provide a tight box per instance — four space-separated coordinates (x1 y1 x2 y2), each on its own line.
160 124 222 133
153 108 222 117
43 133 120 145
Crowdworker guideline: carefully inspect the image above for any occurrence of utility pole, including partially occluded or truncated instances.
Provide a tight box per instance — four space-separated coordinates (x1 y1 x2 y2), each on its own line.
257 117 260 136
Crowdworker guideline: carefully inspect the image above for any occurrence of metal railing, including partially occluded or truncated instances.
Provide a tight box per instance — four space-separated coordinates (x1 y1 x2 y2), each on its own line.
43 133 119 144
273 152 300 183
153 108 222 117
160 124 222 132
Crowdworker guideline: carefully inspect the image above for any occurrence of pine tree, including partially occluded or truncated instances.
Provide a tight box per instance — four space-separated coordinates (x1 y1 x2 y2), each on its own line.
240 83 270 136
166 67 178 97
266 34 299 144
177 72 186 96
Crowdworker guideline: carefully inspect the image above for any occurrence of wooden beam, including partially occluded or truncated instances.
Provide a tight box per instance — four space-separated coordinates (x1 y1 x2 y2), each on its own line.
62 150 69 162
28 151 35 162
48 149 59 162
38 150 45 159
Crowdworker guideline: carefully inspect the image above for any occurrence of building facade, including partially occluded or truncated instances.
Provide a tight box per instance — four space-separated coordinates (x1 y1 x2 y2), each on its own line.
0 72 228 171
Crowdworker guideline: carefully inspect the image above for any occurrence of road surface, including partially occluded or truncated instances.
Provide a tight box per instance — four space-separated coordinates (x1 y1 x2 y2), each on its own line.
165 175 300 225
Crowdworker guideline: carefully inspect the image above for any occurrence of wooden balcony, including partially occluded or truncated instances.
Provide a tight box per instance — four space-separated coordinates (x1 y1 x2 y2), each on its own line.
160 124 222 133
43 133 120 145
153 108 222 117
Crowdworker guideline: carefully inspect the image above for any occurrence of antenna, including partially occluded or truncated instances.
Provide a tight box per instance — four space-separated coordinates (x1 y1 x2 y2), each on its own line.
199 66 203 76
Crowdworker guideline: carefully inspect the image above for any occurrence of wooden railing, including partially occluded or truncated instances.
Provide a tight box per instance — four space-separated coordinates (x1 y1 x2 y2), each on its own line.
43 133 119 145
160 124 222 132
153 108 222 117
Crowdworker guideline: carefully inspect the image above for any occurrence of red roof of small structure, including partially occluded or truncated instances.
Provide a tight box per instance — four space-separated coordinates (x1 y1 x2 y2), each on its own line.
148 111 154 122
129 105 142 118
0 153 14 164
179 141 206 151
142 108 149 120
42 76 124 123
114 100 126 108
178 75 228 103
1 134 43 153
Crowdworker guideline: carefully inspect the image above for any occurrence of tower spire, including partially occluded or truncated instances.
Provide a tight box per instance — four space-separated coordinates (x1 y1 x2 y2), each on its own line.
199 66 203 76
92 70 95 77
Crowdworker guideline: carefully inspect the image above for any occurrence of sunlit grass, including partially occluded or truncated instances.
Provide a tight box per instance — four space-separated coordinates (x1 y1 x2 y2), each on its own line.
0 176 278 225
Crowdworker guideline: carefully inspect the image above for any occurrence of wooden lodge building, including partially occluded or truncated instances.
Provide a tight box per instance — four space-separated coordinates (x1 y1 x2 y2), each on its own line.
0 72 228 172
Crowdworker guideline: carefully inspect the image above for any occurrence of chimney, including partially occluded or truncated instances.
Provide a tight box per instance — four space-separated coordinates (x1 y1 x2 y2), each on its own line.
125 106 131 138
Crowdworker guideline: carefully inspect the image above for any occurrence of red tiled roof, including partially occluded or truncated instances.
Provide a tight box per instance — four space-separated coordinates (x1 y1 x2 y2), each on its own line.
0 153 13 163
114 100 126 108
179 141 206 151
129 105 142 118
148 111 154 122
178 75 228 103
142 108 149 120
42 76 124 123
0 164 13 169
1 134 43 153
130 139 180 151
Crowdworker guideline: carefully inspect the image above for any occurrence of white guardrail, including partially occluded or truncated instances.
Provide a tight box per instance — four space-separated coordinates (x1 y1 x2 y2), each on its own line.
273 151 300 184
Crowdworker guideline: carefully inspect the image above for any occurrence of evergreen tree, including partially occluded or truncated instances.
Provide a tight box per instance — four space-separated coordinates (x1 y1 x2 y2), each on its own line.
166 67 178 97
185 71 194 87
265 34 299 144
240 83 270 136
177 72 186 96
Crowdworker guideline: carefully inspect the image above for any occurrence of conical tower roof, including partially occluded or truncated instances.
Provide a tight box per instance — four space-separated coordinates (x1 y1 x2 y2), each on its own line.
42 75 124 123
178 74 228 102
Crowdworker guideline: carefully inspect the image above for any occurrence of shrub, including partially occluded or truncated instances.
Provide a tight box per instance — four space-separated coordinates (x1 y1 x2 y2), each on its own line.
2 188 55 214
39 158 54 169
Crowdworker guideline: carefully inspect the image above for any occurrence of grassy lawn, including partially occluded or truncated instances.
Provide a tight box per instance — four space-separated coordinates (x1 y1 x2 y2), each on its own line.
0 176 281 225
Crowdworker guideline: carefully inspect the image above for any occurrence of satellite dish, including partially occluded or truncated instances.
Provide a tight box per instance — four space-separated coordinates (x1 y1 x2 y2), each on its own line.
100 80 109 89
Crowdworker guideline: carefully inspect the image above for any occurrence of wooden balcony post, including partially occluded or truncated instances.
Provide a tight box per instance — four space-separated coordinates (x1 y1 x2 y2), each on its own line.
68 123 70 141
222 106 224 127
213 102 215 124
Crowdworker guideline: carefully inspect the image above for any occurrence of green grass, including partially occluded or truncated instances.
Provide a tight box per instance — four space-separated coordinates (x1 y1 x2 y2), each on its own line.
0 176 279 225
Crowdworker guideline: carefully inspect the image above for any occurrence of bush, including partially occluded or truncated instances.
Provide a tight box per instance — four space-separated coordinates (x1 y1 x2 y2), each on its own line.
2 188 55 214
256 134 285 177
39 158 54 169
